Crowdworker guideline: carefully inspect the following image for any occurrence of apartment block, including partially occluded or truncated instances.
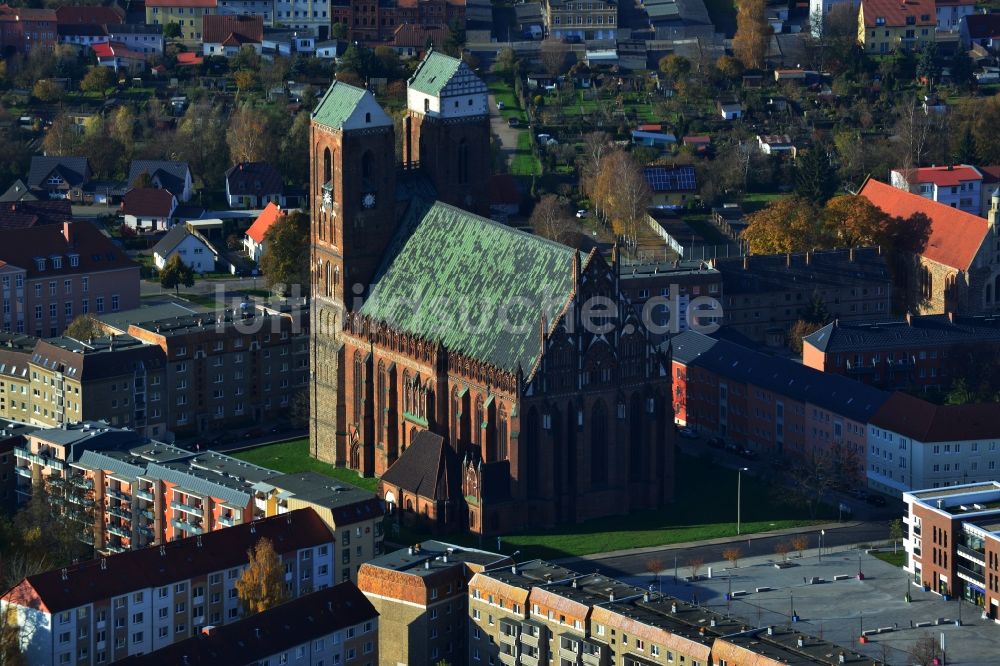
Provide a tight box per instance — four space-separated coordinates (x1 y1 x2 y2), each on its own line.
618 260 722 346
329 0 465 43
118 583 378 665
903 482 1000 620
469 560 880 666
0 419 35 513
0 332 42 422
544 0 618 40
712 249 892 346
803 313 1000 391
0 221 139 338
357 541 508 666
858 0 935 53
126 310 309 437
145 0 217 42
672 331 888 479
867 392 1000 493
0 508 335 665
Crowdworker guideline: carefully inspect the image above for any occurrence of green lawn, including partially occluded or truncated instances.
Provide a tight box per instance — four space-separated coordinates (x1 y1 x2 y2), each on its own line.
511 131 542 176
872 550 906 567
232 438 379 492
178 293 221 309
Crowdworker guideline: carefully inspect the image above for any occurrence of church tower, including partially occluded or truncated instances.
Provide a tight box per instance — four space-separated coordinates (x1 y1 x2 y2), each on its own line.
403 50 492 215
309 81 397 465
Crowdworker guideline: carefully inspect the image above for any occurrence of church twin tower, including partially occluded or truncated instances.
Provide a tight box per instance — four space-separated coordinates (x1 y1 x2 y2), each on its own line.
309 51 492 465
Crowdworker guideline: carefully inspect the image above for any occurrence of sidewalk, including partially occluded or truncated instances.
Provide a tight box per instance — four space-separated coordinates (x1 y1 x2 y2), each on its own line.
553 520 869 564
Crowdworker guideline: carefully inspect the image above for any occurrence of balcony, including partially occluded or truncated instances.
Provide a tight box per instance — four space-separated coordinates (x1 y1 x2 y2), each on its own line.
498 652 516 666
957 563 985 585
69 475 92 489
521 654 540 666
171 518 204 535
520 632 541 649
107 506 131 520
135 489 154 501
14 466 31 478
499 630 518 646
15 448 65 470
107 524 130 538
957 543 985 565
217 514 237 527
106 488 129 502
170 501 204 518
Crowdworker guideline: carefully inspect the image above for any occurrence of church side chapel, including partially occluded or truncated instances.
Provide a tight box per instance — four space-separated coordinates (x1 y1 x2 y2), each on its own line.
309 50 674 535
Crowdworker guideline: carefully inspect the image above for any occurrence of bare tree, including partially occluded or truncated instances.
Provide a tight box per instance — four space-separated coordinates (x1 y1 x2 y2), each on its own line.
910 634 941 666
791 535 809 557
594 150 651 254
688 556 705 580
530 194 574 244
774 542 792 562
227 105 276 165
722 547 742 568
540 39 569 77
895 100 932 190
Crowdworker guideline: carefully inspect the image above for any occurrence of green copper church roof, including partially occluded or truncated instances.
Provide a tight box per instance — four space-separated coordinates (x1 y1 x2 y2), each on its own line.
312 80 368 129
360 202 576 373
408 50 464 96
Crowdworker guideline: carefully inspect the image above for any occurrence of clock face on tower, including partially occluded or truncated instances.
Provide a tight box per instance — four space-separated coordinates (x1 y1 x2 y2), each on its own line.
362 192 376 209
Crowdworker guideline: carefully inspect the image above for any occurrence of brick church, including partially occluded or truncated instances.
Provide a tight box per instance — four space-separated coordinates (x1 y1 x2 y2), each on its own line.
309 50 674 535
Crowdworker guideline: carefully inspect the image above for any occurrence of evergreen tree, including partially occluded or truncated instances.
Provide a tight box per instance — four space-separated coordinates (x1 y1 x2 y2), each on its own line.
795 145 837 205
955 125 978 164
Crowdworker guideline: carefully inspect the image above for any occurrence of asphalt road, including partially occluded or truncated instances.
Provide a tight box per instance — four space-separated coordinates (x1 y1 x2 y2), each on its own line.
557 520 891 579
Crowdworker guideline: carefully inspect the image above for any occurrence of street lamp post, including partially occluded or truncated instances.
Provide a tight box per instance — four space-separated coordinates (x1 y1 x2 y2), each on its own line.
820 529 825 562
737 467 749 535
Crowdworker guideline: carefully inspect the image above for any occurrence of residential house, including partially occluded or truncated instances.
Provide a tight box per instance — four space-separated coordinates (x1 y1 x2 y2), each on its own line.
201 14 263 55
127 160 193 202
0 508 335 665
0 179 38 203
145 0 217 42
718 99 743 120
543 0 618 40
26 156 91 202
642 164 697 209
757 134 797 156
152 225 218 273
0 5 57 55
935 0 975 31
0 420 36 513
890 164 983 216
215 0 274 25
960 13 1000 52
712 248 892 345
902 482 1000 614
388 23 448 59
117 584 378 666
860 178 1000 315
802 313 1000 390
868 392 1000 494
631 129 677 149
243 201 282 262
0 221 139 337
122 188 178 232
57 23 110 49
809 0 860 36
858 0 936 53
329 0 464 44
107 23 164 56
682 134 711 153
276 0 333 38
93 41 147 73
357 540 508 666
0 199 72 230
315 39 339 58
261 27 315 56
672 330 889 479
224 162 284 208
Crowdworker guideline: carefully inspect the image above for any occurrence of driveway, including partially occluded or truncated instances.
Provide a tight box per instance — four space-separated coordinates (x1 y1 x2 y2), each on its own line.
488 93 522 167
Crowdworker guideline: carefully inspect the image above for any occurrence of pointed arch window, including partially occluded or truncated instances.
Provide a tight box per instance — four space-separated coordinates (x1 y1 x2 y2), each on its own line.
458 139 469 185
353 352 363 426
498 405 508 461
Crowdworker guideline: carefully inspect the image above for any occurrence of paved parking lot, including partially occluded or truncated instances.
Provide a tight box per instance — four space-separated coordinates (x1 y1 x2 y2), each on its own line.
626 548 999 665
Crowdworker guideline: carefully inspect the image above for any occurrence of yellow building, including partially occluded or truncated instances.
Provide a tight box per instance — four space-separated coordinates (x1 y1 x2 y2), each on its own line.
858 0 936 53
146 0 217 42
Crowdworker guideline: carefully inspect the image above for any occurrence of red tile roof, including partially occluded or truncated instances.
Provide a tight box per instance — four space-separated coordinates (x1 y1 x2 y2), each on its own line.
904 165 982 187
1 509 331 614
54 5 124 25
858 177 988 271
122 187 176 218
245 201 283 243
862 0 935 27
203 14 262 44
390 22 448 48
0 5 56 21
176 51 203 65
683 135 711 144
870 391 1000 442
979 166 1000 184
0 220 136 278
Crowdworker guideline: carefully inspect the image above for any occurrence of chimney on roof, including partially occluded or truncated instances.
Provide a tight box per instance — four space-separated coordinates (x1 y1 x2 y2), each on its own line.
255 628 261 639
805 251 812 266
609 592 615 602
948 311 955 324
63 221 74 247
743 256 749 270
906 313 913 326
671 602 678 613
408 546 415 555
424 560 431 570
937 499 944 509
643 592 650 602
849 247 855 263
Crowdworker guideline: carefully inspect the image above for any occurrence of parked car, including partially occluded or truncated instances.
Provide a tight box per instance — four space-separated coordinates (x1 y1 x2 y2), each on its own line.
724 441 740 453
496 101 505 110
677 427 697 439
576 209 588 218
507 117 519 127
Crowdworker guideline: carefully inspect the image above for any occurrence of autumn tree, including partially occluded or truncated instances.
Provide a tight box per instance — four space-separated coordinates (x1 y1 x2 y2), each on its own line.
235 537 289 615
233 69 257 97
31 79 62 103
722 547 742 568
774 541 792 562
159 254 195 295
540 38 569 77
820 194 892 248
260 211 310 295
910 634 941 666
715 55 744 81
227 105 275 165
791 535 809 557
80 66 115 97
645 557 665 583
64 315 104 341
176 100 227 187
163 21 182 39
530 195 574 244
889 518 904 554
110 106 135 158
593 150 651 253
43 113 81 157
658 54 691 84
787 319 824 355
688 556 705 580
741 197 821 254
733 0 769 70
